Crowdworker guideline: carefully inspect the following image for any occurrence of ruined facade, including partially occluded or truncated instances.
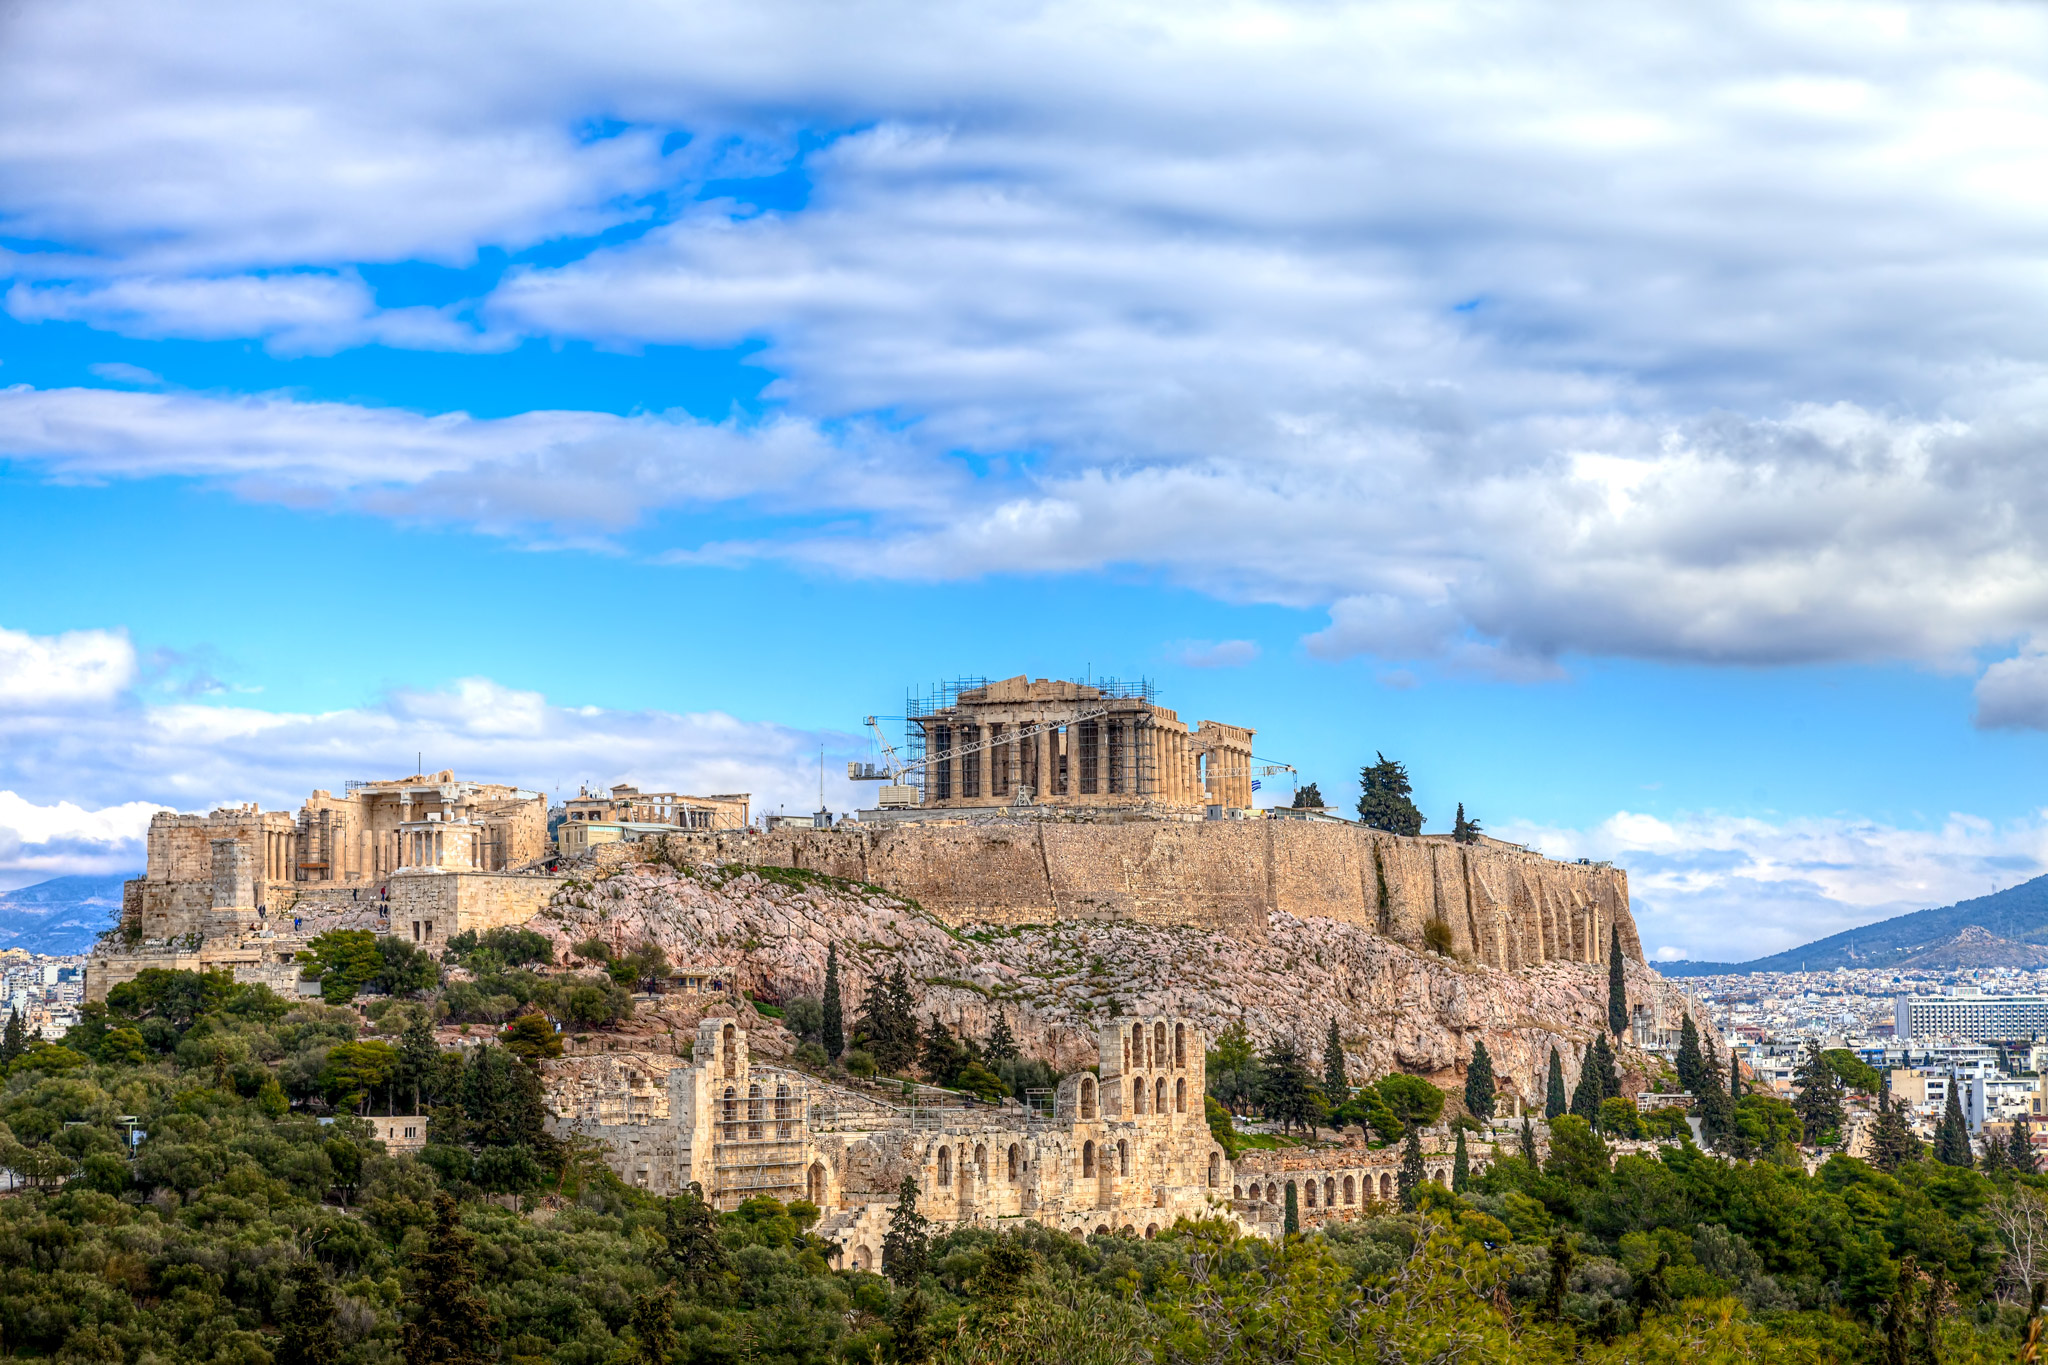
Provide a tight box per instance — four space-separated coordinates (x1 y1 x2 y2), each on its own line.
298 772 549 882
564 785 751 832
550 1016 1477 1260
903 676 1257 814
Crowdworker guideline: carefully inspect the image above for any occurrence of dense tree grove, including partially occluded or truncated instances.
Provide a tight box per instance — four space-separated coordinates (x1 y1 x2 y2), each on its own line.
11 963 2048 1364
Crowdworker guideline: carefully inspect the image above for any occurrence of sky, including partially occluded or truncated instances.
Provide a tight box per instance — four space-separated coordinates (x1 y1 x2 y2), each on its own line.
5 0 2048 962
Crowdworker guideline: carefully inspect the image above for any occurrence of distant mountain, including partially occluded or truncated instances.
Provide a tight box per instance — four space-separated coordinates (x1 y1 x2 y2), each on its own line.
1656 873 2048 976
0 874 131 955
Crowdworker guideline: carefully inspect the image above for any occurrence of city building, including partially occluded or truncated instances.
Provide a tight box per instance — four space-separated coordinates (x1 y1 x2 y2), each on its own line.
1894 986 2048 1041
563 785 750 832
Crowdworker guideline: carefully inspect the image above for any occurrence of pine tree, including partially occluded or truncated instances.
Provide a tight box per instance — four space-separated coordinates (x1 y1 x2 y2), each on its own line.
1292 782 1325 809
1792 1042 1845 1147
1452 803 1481 844
1934 1076 1974 1168
821 943 844 1059
0 1009 25 1064
1607 927 1629 1038
1356 753 1425 835
881 1176 931 1286
1983 1129 2011 1176
1519 1115 1539 1165
402 1194 498 1365
1452 1128 1470 1191
856 966 920 1074
659 1183 727 1292
1545 1047 1568 1120
1323 1018 1348 1103
891 1283 934 1364
1869 1096 1922 1174
1283 1181 1300 1235
399 1012 438 1112
2012 1119 2039 1176
1398 1128 1427 1210
919 1016 968 1087
1257 1037 1325 1135
1464 1040 1496 1121
1675 1015 1705 1096
984 1009 1018 1062
277 1260 342 1365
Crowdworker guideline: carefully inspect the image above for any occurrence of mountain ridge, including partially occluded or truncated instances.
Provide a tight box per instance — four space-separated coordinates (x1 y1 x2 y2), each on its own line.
0 873 131 955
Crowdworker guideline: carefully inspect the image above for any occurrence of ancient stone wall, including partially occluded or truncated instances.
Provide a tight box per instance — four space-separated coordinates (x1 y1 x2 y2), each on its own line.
652 821 1639 966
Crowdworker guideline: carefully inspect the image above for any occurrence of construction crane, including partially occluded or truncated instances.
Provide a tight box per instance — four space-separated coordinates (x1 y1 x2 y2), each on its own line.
848 709 1115 786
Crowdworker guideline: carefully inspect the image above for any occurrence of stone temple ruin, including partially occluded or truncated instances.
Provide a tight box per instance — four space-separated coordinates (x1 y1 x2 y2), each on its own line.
550 1015 1487 1261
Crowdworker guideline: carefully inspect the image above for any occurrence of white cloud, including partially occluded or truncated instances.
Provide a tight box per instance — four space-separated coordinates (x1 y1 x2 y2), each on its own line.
1974 640 2048 730
1499 808 2048 963
1174 639 1259 669
0 625 136 709
9 2 2048 669
0 623 872 885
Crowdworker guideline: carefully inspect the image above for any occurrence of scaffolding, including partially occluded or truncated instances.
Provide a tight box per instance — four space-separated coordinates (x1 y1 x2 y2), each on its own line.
901 675 1162 803
709 1073 813 1209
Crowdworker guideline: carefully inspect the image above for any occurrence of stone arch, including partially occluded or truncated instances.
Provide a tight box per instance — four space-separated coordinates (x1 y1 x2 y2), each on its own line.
721 1023 736 1079
1132 1078 1147 1115
1122 1033 1131 1069
1208 1151 1220 1187
1145 1224 1158 1239
1305 1179 1318 1208
1154 1022 1167 1064
938 1146 952 1187
1266 1181 1278 1202
1343 1175 1355 1205
854 1244 873 1271
1080 1077 1096 1120
747 1084 763 1139
1175 1077 1187 1113
1379 1172 1392 1199
1175 1023 1186 1068
1324 1177 1336 1207
1095 1224 1110 1236
1082 1140 1096 1177
1121 1223 1135 1237
722 1086 737 1126
807 1162 825 1205
1234 1183 1243 1198
974 1144 987 1181
1117 1139 1129 1176
1132 1023 1145 1067
1007 1143 1021 1181
1155 1077 1167 1114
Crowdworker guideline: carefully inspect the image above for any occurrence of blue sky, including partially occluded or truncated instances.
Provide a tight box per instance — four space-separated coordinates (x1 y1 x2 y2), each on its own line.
5 0 2048 961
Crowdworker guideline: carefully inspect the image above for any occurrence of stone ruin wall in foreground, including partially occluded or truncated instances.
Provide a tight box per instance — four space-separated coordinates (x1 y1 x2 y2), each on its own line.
647 820 1641 968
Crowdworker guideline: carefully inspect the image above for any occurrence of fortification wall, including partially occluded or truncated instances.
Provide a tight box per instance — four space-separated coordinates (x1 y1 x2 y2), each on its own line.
648 821 1639 967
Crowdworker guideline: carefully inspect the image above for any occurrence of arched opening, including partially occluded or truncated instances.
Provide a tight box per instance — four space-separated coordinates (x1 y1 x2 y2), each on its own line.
1007 1144 1020 1181
1305 1179 1317 1208
1325 1177 1336 1207
1080 1077 1096 1121
1175 1077 1187 1113
1153 1022 1166 1065
938 1146 952 1187
776 1082 792 1138
1117 1139 1129 1176
1155 1077 1167 1114
1133 1078 1147 1115
1131 1023 1145 1067
1433 1168 1445 1185
975 1144 988 1182
1082 1140 1096 1177
1121 1224 1135 1237
1145 1224 1158 1239
855 1245 872 1271
1266 1182 1278 1202
1234 1183 1244 1198
1095 1224 1110 1236
807 1163 826 1205
722 1085 737 1129
747 1084 763 1140
1343 1175 1355 1205
1122 1033 1131 1069
1379 1173 1392 1200
722 1024 736 1079
1208 1151 1220 1187
1175 1023 1186 1068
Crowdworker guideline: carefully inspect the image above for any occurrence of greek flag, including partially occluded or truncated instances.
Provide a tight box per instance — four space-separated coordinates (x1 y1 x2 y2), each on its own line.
1250 780 1261 791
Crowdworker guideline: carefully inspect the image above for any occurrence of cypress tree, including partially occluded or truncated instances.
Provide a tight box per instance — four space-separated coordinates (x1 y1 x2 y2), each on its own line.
984 1009 1018 1062
1519 1115 1539 1165
1982 1128 2011 1176
1283 1181 1300 1235
1792 1042 1845 1147
1675 1015 1704 1097
1592 1032 1620 1101
277 1260 342 1365
1934 1076 1974 1168
1570 1057 1602 1122
881 1177 931 1286
1452 803 1481 844
1870 1096 1921 1174
1545 1046 1567 1120
1728 1043 1744 1102
821 943 844 1059
1607 926 1628 1037
659 1183 727 1292
1398 1128 1427 1209
402 1194 498 1365
891 1284 934 1365
631 1285 675 1365
399 1011 437 1112
1464 1040 1496 1122
1452 1128 1470 1191
1323 1018 1348 1103
0 1009 25 1064
2013 1120 2040 1176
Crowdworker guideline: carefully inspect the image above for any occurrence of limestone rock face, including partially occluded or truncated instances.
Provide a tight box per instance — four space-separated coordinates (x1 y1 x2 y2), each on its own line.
530 863 1707 1101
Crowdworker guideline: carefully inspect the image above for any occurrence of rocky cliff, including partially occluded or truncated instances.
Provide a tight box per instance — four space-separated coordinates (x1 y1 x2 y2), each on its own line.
531 859 1701 1105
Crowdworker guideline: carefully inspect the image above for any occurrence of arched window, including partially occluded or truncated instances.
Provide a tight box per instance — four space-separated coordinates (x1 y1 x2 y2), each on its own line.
722 1024 736 1079
1305 1179 1317 1208
1325 1177 1336 1207
1208 1151 1220 1187
938 1146 952 1187
1145 1224 1158 1239
1008 1144 1021 1181
1175 1023 1186 1068
1155 1077 1167 1114
1379 1173 1392 1199
1266 1182 1278 1202
807 1163 825 1205
1080 1077 1096 1121
975 1144 988 1181
1082 1140 1096 1176
747 1084 763 1140
1343 1175 1355 1205
722 1086 737 1124
1133 1078 1147 1115
1234 1183 1243 1198
1175 1077 1187 1113
1132 1023 1145 1067
1117 1139 1129 1176
1122 1035 1130 1069
1154 1022 1166 1065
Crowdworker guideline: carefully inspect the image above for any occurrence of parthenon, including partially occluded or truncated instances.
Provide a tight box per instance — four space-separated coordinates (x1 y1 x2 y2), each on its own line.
906 675 1257 814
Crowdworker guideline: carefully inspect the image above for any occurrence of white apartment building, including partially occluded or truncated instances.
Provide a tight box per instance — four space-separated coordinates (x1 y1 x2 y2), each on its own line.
1896 986 2048 1041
